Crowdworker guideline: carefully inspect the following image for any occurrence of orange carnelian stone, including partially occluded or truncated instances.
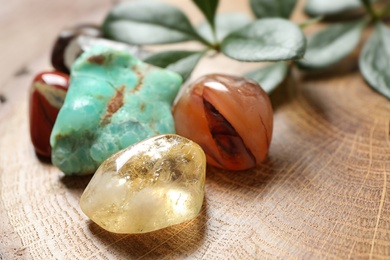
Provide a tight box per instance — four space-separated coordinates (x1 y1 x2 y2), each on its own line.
173 74 273 171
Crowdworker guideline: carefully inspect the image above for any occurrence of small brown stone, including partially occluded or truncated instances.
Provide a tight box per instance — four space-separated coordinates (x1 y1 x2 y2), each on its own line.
51 24 102 74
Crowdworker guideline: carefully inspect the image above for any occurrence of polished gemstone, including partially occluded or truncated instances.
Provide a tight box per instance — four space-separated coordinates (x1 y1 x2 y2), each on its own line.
29 71 69 158
173 74 273 171
50 45 182 175
51 24 102 74
80 134 206 234
52 33 149 75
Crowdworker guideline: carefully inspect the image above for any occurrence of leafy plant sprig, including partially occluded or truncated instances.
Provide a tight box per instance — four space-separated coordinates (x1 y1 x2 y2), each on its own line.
301 0 390 99
102 0 307 93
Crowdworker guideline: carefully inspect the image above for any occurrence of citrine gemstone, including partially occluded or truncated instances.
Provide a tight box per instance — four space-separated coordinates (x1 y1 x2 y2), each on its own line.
80 134 206 234
50 45 182 175
173 74 273 171
29 71 69 158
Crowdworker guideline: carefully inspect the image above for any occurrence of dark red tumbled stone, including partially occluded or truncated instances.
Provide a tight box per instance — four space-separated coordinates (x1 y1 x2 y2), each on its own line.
29 71 69 158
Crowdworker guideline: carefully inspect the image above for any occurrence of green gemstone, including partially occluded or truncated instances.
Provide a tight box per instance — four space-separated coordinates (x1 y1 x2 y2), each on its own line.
50 45 182 175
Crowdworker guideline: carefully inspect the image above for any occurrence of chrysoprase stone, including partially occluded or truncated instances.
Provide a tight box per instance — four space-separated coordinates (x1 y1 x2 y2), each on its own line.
29 71 69 158
173 74 273 171
80 134 206 234
50 45 182 175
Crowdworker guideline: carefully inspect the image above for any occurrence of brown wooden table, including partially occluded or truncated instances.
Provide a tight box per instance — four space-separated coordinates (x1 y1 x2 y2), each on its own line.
1 0 389 259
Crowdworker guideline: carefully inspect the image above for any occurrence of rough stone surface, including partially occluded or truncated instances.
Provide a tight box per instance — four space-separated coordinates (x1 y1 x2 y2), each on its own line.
80 134 206 234
50 45 182 175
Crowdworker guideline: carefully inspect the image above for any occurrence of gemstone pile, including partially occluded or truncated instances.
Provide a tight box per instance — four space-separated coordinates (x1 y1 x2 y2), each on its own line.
80 134 206 234
29 21 276 234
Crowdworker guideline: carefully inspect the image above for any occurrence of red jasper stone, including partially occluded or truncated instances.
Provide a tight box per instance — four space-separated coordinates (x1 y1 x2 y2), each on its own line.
173 74 273 171
29 71 69 158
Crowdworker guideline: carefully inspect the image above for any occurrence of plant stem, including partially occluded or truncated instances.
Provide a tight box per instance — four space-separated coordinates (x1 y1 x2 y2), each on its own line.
193 30 220 52
194 34 216 50
210 24 219 47
213 42 221 52
360 0 378 21
299 16 324 29
377 4 390 19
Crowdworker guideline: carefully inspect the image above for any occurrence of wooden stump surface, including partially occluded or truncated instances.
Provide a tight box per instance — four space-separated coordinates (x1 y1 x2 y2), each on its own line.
1 0 390 259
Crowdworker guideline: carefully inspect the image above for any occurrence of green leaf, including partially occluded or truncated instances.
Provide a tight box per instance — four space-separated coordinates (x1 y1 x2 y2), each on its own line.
245 62 289 93
192 0 219 30
197 13 252 43
102 1 202 45
297 20 365 70
144 50 205 81
250 0 297 19
221 18 306 62
359 22 390 99
304 0 368 17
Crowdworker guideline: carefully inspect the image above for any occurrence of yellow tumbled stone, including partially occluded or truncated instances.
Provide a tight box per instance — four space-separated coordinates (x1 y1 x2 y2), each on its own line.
80 134 206 234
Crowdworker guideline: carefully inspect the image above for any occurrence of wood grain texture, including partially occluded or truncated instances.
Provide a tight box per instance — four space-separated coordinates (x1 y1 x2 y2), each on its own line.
1 0 390 259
